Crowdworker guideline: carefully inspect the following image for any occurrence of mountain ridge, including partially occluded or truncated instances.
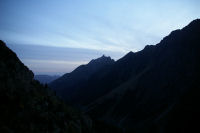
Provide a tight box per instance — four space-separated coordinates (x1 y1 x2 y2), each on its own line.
86 19 200 132
49 54 115 102
50 19 200 132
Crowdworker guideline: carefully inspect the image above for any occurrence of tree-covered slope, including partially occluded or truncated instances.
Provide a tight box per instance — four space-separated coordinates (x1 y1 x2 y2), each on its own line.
0 40 93 133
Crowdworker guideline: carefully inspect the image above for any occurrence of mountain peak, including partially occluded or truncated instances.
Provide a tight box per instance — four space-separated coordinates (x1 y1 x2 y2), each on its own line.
50 54 115 95
183 18 200 32
127 51 134 55
101 54 106 58
99 54 111 59
188 18 200 26
89 55 114 65
119 51 134 60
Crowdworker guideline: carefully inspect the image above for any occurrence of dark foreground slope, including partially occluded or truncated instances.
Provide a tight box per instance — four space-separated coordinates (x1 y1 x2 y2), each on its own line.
0 41 99 133
0 40 123 133
86 19 200 132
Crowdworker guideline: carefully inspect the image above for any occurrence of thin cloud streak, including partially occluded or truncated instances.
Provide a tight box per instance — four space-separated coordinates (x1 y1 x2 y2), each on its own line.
23 59 88 76
0 0 200 74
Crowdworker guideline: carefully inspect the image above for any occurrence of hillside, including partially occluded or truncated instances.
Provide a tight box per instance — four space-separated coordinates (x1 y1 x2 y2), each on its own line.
0 40 93 133
86 19 200 132
49 55 115 103
49 19 200 133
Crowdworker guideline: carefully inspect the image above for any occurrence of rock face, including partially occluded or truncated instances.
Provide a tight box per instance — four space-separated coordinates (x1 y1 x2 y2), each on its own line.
0 40 93 133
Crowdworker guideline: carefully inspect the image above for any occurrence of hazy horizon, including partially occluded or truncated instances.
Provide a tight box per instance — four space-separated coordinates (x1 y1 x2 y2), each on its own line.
1 0 200 75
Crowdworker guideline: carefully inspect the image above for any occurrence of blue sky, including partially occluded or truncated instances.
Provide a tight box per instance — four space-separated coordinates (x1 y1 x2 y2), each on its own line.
0 0 199 75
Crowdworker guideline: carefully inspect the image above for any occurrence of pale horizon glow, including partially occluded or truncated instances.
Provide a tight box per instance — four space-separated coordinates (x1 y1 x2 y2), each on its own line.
23 59 88 75
0 0 200 75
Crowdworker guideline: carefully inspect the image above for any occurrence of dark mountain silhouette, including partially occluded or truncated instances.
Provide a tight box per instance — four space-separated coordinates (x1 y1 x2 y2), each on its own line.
0 40 113 133
0 42 122 133
0 40 91 133
50 19 200 133
2 19 199 133
86 19 200 132
34 75 60 84
49 55 115 103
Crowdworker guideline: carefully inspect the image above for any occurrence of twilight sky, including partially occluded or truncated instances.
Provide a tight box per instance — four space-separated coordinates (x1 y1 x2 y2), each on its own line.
0 0 199 75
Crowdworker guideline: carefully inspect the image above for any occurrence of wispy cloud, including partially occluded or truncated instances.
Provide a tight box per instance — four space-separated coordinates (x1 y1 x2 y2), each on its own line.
1 0 200 74
7 44 124 75
23 59 88 75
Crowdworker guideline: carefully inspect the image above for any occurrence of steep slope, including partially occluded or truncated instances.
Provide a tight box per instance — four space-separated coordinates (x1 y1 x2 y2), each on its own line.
86 19 200 132
49 55 115 102
34 75 60 84
46 19 200 132
74 47 156 105
0 40 93 133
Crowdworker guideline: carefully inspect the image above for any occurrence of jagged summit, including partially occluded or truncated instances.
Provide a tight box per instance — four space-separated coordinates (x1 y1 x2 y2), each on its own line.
49 55 115 102
89 55 114 65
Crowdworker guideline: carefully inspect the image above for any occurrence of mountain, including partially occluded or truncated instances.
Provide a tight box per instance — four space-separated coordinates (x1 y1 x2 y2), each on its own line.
0 43 122 133
49 55 115 103
34 75 60 84
86 19 200 132
0 40 95 133
50 19 200 133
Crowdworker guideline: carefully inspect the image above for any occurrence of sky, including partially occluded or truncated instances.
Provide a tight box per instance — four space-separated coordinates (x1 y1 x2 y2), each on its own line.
0 0 200 75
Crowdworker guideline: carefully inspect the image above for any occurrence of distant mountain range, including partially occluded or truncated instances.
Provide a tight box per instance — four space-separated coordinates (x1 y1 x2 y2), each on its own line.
49 19 200 132
34 75 60 84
